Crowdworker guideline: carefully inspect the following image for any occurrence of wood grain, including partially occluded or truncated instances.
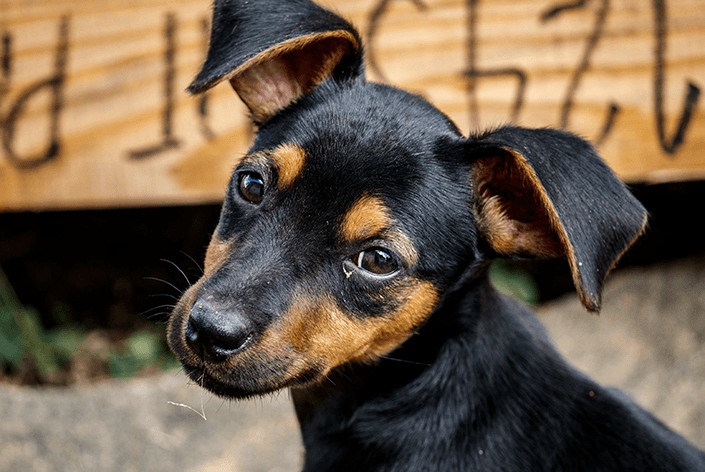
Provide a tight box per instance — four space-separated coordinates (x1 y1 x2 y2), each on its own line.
0 0 703 211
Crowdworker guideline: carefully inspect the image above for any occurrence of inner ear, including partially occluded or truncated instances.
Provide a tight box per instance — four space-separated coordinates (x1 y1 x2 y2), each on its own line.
472 151 564 257
230 34 356 123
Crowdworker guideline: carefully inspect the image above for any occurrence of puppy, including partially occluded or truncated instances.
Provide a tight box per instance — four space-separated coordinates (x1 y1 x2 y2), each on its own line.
167 0 705 470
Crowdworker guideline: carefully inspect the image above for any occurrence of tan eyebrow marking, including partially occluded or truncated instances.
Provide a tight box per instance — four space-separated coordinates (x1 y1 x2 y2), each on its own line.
271 143 306 190
340 194 392 243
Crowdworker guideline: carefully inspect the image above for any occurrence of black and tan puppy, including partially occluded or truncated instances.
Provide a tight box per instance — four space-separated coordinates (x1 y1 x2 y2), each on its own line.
167 0 705 470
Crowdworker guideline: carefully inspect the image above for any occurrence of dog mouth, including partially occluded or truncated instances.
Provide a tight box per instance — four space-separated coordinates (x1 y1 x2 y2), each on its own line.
180 362 272 399
180 358 324 399
167 293 331 399
173 339 327 399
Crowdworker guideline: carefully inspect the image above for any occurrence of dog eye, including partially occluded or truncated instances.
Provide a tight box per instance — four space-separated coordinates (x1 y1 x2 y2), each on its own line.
355 248 398 276
238 172 265 204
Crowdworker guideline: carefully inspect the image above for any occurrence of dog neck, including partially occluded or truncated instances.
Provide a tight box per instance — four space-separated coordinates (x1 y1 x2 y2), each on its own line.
290 275 569 471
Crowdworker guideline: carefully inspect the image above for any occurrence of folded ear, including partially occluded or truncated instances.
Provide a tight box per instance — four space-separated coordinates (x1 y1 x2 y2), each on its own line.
468 126 647 312
188 0 363 124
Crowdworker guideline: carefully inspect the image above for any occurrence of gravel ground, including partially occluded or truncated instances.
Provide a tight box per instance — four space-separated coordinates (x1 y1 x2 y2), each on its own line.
1 255 703 471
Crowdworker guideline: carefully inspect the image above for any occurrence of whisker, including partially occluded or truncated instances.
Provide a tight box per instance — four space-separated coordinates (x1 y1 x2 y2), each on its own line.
215 398 229 415
160 258 193 287
280 357 314 374
144 276 184 296
149 293 180 301
377 355 432 367
180 250 205 275
146 312 172 323
140 304 176 317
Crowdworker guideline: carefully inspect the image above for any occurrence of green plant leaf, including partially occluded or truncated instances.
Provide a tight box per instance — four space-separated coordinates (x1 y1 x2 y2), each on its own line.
489 260 539 306
14 308 61 375
0 315 24 368
127 330 161 364
46 326 86 364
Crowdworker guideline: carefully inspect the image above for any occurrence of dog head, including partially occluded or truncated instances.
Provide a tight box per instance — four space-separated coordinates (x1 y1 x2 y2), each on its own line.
167 0 647 399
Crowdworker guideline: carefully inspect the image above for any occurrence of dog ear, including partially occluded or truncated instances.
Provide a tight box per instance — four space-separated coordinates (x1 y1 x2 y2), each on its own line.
468 126 647 312
188 0 363 124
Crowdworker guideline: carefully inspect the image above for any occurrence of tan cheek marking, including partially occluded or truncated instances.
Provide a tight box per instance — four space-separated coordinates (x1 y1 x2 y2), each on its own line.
340 194 392 243
363 281 438 358
203 233 230 277
271 143 306 190
272 282 438 374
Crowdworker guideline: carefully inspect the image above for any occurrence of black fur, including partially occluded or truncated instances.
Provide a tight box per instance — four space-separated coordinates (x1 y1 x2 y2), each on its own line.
167 0 705 470
293 286 705 471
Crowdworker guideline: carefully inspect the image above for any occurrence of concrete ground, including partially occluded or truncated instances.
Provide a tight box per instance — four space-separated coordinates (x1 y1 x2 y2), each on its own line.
1 255 704 471
0 372 302 472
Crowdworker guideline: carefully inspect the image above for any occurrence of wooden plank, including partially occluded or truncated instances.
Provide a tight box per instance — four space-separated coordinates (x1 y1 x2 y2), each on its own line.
0 0 703 211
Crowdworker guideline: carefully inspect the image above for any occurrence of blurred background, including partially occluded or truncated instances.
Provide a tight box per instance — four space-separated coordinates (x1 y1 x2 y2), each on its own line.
1 0 704 470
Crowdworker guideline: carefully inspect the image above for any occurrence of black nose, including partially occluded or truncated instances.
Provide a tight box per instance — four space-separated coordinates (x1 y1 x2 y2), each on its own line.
185 301 253 363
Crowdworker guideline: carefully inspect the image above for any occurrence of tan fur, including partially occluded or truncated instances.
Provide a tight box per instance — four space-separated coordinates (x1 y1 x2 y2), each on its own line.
340 194 392 243
272 281 438 375
203 234 231 277
502 149 602 309
367 281 438 357
271 143 306 190
472 152 565 257
203 234 230 278
166 281 203 366
473 150 626 308
227 32 358 122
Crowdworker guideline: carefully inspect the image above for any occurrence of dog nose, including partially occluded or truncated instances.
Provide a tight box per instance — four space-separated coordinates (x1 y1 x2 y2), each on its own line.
185 302 253 362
